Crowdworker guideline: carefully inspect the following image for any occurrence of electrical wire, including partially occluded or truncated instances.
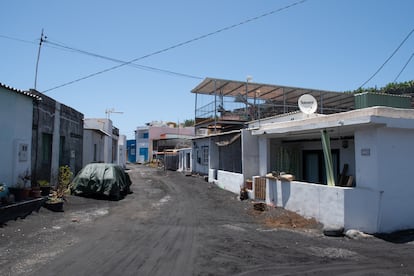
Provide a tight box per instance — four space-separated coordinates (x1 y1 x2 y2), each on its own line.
0 33 202 80
44 40 203 80
393 51 414 82
42 0 308 93
359 27 414 88
0 34 36 45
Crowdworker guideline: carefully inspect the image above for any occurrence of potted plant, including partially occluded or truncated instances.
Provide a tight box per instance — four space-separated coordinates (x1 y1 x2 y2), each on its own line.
30 179 42 198
38 180 51 196
43 166 73 212
9 170 32 201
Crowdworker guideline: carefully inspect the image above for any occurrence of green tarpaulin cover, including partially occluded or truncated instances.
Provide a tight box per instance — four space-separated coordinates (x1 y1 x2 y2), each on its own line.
71 163 131 200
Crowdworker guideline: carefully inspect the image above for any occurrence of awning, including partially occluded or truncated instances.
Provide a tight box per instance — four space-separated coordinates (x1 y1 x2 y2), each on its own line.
215 133 241 147
192 77 355 112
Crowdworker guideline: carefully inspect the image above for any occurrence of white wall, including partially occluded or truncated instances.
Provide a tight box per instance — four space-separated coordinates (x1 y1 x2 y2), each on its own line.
214 170 244 194
354 126 414 233
241 130 260 180
84 118 114 164
118 135 127 168
258 137 269 176
376 127 414 232
178 148 192 172
344 188 381 233
265 178 346 228
83 130 106 166
192 138 210 175
354 127 380 190
262 178 382 233
0 89 33 187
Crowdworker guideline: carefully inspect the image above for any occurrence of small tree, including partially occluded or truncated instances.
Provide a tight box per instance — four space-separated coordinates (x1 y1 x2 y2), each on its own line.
57 165 73 198
183 119 194 127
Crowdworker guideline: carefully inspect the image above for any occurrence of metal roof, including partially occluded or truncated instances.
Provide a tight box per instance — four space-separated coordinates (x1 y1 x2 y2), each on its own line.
0 82 42 101
191 77 355 111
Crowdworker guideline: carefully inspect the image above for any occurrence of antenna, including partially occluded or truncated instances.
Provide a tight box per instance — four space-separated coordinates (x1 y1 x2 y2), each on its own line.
34 29 46 90
105 108 124 119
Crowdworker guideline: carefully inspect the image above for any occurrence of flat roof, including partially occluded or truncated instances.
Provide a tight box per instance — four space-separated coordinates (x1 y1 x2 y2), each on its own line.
251 106 414 138
191 77 354 111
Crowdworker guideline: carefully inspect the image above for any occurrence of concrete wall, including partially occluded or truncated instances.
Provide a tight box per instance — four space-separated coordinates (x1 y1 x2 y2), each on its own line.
118 135 127 168
59 104 83 174
344 188 381 233
265 178 346 227
192 138 210 175
83 129 106 165
84 118 113 164
213 170 244 194
354 126 414 233
32 92 83 185
262 178 384 233
0 88 33 187
178 148 192 172
241 129 259 180
377 127 414 232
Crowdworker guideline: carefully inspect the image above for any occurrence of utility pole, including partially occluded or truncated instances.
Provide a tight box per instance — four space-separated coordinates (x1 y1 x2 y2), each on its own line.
34 29 46 90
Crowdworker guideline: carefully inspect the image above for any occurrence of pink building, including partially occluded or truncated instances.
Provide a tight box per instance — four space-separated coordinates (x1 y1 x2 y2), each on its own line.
135 122 194 163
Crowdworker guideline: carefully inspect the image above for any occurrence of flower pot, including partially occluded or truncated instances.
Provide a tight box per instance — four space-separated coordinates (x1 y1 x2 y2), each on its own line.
40 186 51 196
9 188 31 201
30 189 42 198
43 200 64 212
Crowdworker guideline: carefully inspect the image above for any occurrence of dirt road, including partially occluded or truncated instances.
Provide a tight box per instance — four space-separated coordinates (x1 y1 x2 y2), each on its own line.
1 164 413 275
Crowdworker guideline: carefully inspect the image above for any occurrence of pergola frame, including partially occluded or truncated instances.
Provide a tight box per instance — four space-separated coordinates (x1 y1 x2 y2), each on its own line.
191 77 354 130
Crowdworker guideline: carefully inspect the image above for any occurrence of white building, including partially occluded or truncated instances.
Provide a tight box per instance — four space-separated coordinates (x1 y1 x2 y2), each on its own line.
0 83 41 188
83 118 119 166
201 106 414 234
117 135 127 168
135 126 149 163
177 148 192 173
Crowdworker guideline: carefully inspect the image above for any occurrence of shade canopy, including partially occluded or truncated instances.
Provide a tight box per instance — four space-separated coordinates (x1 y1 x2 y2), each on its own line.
192 77 355 112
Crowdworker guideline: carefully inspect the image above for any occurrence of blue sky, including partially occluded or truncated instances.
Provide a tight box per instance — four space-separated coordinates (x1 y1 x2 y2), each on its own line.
1 0 413 138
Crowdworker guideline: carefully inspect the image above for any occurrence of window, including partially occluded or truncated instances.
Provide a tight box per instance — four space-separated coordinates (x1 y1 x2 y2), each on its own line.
202 146 209 165
42 133 52 165
303 149 339 185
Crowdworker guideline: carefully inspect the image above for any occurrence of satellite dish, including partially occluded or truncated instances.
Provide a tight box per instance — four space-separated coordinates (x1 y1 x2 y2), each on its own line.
298 94 317 114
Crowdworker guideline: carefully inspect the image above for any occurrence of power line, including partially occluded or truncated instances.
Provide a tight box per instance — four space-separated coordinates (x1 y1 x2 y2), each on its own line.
42 0 308 93
0 34 36 45
359 27 414 88
44 40 203 80
394 51 414 82
0 33 201 80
